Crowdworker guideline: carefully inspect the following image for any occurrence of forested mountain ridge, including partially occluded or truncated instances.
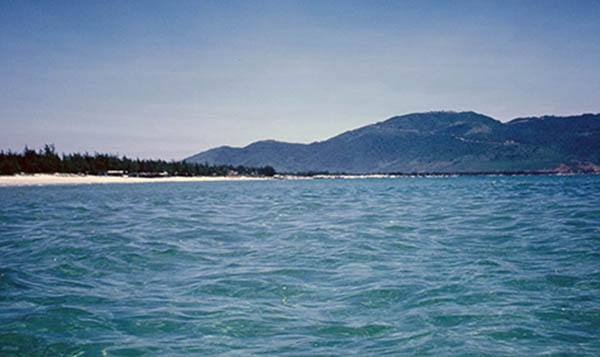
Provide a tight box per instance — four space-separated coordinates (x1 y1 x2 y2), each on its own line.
185 111 600 174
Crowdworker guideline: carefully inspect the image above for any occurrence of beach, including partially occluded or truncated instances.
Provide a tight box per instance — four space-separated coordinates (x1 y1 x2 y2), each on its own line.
0 173 578 186
0 173 271 186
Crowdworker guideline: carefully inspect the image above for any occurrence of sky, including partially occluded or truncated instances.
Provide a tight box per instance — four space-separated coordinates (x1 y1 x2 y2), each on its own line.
1 0 600 159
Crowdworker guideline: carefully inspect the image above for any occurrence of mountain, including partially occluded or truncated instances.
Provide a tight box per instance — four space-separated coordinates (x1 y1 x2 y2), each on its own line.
185 111 600 174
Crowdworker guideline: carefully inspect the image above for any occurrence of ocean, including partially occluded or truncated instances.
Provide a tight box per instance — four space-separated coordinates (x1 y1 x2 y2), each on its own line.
1 176 599 355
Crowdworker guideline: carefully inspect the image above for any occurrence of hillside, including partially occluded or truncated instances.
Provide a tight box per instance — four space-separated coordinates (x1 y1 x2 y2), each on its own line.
185 111 600 174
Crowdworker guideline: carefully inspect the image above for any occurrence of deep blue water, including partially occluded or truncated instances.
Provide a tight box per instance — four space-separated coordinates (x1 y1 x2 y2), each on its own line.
1 176 600 355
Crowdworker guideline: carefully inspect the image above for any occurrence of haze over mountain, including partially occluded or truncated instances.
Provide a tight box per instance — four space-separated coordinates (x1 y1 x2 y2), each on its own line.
185 112 600 174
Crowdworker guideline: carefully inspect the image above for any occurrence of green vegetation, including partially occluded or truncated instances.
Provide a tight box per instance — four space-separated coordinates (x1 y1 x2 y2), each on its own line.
0 144 276 177
186 112 600 174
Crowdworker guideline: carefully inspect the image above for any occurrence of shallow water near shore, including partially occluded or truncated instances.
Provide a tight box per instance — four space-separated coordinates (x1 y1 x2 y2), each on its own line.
1 175 599 355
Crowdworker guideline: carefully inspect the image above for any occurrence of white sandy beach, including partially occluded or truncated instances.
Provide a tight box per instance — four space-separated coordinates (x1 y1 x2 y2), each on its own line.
0 174 272 186
0 173 412 186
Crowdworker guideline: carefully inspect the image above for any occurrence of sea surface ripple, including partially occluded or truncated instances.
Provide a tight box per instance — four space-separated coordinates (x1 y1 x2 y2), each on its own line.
1 175 600 355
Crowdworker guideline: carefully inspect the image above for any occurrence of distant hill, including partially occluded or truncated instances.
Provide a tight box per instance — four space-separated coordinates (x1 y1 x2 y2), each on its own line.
185 111 600 174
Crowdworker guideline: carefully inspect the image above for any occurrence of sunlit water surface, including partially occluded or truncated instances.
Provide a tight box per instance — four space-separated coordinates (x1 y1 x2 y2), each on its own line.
1 176 599 355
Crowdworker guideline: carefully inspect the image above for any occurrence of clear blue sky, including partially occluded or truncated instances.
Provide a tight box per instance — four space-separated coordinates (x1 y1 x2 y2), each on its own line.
1 0 599 159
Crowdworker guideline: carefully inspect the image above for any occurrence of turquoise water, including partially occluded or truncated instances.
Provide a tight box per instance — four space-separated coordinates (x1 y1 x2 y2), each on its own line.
1 176 600 355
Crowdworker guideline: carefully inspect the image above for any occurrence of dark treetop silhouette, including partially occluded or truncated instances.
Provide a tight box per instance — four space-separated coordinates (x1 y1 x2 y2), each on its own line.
0 144 276 177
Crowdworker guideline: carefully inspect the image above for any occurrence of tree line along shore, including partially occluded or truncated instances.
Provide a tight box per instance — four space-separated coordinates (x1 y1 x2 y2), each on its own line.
0 145 276 177
2 145 596 180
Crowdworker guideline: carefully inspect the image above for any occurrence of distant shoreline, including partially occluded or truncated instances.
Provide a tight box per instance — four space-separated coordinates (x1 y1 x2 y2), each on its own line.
0 171 596 187
0 173 271 186
295 171 598 179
